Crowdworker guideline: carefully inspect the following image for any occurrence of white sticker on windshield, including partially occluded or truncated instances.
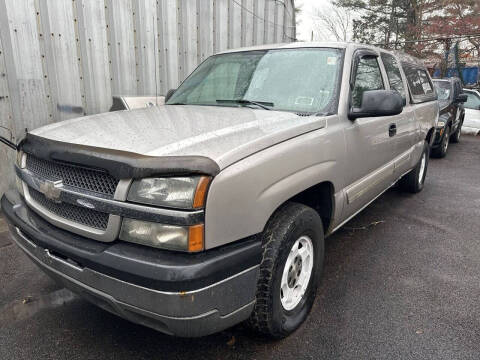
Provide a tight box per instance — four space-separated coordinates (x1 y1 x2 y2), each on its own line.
295 96 314 106
327 57 337 65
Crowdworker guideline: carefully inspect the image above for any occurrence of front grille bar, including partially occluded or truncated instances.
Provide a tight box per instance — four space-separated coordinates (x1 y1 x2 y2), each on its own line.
29 187 109 230
26 154 119 197
17 166 204 226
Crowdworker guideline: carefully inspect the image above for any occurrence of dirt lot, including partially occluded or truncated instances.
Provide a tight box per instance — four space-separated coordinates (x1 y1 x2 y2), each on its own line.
1 135 479 360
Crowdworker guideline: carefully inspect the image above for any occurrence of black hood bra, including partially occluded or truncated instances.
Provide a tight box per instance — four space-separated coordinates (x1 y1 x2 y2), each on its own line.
20 133 220 179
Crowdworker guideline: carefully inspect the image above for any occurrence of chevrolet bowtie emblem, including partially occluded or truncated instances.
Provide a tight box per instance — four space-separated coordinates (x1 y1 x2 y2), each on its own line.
39 180 63 203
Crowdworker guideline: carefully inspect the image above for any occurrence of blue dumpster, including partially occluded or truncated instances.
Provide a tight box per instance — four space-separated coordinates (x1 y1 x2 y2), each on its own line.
433 66 479 85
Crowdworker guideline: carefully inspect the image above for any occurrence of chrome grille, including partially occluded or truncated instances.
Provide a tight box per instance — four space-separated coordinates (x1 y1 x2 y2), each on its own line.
26 154 119 197
29 187 109 230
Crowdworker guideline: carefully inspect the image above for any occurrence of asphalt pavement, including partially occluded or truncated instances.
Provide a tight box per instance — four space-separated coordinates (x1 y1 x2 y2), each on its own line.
1 135 480 360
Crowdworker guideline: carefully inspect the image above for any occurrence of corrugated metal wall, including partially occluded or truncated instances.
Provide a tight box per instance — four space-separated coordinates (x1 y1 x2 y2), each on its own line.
0 0 296 195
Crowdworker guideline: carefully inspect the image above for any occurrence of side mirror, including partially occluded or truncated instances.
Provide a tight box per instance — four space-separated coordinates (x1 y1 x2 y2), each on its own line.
349 90 403 120
165 88 176 103
455 94 467 103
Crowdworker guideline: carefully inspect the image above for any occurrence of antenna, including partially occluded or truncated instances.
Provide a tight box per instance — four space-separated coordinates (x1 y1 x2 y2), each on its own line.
0 126 16 150
153 15 158 106
0 137 16 150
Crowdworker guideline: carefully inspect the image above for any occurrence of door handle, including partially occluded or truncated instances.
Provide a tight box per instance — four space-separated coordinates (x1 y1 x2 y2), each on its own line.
389 123 397 137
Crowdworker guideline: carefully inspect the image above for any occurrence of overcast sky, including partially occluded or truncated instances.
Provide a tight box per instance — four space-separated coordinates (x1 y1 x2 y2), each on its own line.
296 0 341 42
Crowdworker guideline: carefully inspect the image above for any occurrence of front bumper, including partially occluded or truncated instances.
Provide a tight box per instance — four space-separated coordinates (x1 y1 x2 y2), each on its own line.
1 191 261 337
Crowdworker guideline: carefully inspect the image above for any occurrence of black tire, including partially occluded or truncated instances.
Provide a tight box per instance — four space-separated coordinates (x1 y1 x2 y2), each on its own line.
247 202 324 338
450 120 463 143
431 126 450 158
399 141 429 193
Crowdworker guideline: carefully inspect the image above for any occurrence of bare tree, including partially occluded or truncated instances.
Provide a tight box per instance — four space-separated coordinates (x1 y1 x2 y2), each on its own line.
311 4 353 42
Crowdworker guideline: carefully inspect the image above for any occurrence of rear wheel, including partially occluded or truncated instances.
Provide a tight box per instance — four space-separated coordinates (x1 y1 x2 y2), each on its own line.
399 141 429 193
247 202 324 338
431 126 450 158
450 121 462 143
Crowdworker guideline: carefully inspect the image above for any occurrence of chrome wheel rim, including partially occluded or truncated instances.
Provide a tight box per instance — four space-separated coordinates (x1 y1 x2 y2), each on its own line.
418 152 426 185
443 129 449 152
280 235 314 311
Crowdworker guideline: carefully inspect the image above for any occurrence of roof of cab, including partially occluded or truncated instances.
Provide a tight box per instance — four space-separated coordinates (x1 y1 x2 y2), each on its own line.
215 41 349 55
215 41 426 67
433 77 461 83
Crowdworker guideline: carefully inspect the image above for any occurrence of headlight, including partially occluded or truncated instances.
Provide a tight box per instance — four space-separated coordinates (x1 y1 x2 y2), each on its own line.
120 218 204 252
127 176 210 209
16 151 25 168
437 121 445 128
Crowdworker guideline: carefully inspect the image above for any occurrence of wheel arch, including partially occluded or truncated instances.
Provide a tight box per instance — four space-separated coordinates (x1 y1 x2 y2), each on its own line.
425 127 435 146
265 181 335 236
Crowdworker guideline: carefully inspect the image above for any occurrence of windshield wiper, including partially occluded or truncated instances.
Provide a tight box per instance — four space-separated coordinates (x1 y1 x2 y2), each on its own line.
311 111 333 117
216 99 274 110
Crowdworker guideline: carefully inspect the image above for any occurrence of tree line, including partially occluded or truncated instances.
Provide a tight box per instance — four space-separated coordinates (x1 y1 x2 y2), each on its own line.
312 0 480 78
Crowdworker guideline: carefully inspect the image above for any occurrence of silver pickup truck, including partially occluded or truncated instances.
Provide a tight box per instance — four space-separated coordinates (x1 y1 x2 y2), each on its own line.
1 42 438 338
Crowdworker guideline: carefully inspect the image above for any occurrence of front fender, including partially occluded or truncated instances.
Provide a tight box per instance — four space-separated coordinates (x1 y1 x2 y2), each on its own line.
204 124 345 249
438 113 452 128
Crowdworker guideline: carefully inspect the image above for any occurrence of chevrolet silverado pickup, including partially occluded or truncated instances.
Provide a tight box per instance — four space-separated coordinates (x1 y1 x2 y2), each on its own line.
1 42 438 338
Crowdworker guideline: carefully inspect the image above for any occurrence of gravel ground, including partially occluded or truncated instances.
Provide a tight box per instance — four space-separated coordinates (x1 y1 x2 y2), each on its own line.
1 135 479 360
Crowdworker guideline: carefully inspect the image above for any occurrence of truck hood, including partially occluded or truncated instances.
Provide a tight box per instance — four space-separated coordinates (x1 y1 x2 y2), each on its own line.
31 105 326 170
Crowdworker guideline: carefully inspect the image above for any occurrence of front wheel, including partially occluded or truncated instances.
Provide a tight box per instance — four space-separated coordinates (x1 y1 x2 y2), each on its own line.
399 141 429 193
431 126 450 158
247 202 324 338
450 121 462 143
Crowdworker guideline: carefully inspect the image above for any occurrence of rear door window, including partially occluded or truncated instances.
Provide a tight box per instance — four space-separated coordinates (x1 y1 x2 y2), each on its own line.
402 63 436 103
404 67 424 96
418 70 434 94
380 53 406 102
352 57 384 107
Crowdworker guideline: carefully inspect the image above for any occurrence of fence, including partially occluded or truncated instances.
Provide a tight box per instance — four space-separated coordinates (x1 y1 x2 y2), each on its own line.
0 0 296 195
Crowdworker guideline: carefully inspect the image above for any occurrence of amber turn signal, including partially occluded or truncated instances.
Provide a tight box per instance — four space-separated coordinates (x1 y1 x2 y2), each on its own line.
193 176 211 209
188 224 204 252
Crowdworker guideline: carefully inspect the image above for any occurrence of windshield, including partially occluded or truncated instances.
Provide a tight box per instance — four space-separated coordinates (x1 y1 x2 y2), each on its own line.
433 81 451 101
166 48 344 114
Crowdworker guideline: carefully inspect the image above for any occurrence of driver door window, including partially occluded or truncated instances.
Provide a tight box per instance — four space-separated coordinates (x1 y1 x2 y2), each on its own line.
352 57 384 108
